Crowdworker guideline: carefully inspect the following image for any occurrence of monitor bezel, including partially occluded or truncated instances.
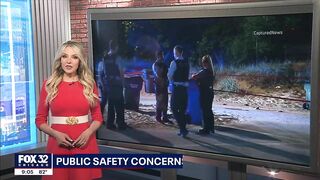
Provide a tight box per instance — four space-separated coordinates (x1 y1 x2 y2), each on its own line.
87 0 320 174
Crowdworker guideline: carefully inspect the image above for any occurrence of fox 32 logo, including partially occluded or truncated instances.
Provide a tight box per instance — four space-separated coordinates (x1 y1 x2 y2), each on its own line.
15 154 52 168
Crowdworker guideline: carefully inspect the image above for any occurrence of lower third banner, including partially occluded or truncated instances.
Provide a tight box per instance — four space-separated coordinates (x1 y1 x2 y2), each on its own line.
15 153 183 175
54 154 183 168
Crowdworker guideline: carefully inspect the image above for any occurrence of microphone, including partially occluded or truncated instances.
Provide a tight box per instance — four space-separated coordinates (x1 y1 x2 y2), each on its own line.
69 82 75 85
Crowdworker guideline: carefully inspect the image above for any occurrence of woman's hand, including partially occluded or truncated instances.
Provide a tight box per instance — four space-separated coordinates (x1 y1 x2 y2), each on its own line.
191 74 196 80
53 131 74 148
73 128 93 148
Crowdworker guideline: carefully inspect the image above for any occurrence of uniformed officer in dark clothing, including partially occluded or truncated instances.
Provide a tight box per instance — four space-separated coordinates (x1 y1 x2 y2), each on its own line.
168 45 190 137
104 40 126 130
191 55 215 135
152 51 173 124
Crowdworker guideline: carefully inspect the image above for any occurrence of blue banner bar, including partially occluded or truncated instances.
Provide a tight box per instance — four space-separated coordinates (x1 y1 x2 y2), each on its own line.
53 154 183 168
15 153 183 169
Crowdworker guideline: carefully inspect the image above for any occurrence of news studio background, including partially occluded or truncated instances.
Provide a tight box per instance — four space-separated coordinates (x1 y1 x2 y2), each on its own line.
2 0 320 180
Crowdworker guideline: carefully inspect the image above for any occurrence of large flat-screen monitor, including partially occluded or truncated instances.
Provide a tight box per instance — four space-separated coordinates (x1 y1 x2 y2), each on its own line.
88 0 320 174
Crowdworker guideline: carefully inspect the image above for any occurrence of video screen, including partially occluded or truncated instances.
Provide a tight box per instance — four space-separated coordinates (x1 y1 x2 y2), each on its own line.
92 13 312 166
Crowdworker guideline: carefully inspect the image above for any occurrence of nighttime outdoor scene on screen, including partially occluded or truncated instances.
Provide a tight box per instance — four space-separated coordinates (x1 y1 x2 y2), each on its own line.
92 13 312 165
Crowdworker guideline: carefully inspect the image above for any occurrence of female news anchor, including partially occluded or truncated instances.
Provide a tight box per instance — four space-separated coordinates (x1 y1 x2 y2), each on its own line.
35 40 103 180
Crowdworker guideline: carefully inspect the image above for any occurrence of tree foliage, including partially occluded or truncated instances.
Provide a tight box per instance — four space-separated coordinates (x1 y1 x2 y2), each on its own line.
115 14 311 66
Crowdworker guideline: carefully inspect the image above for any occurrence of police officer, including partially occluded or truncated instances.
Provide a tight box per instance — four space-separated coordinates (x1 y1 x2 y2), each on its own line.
168 45 189 137
104 40 126 130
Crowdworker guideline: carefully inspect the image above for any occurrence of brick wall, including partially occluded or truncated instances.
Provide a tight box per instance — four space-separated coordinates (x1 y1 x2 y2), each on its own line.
70 0 256 53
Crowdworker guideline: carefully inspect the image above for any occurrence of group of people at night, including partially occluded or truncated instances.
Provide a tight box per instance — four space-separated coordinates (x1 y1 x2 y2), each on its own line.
153 45 215 137
97 40 215 137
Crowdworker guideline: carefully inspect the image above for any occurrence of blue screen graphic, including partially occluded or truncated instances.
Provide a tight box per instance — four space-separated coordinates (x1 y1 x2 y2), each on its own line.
0 0 36 150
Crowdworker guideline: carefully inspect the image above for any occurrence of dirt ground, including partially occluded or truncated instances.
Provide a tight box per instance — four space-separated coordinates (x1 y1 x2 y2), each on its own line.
98 84 310 165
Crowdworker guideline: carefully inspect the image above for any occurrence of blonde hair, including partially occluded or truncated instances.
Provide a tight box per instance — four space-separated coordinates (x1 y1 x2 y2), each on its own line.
45 40 98 106
201 55 214 72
